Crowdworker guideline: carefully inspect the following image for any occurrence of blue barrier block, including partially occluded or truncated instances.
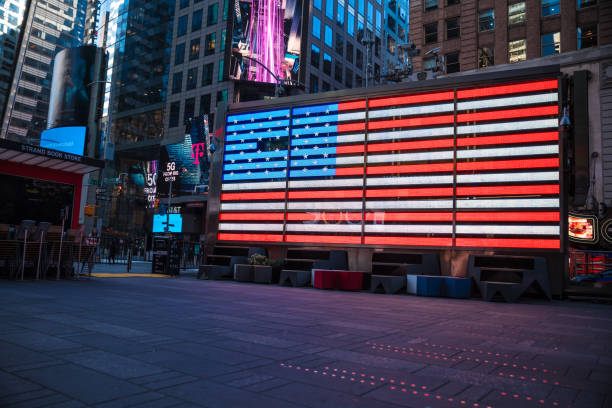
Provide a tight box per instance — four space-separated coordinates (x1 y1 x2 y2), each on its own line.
416 276 444 297
443 277 471 298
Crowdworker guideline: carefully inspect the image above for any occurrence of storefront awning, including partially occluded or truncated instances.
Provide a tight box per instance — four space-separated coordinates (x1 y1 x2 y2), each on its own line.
0 139 104 174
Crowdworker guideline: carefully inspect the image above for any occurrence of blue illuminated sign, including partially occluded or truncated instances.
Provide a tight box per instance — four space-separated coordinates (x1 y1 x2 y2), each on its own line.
40 127 86 156
153 214 182 233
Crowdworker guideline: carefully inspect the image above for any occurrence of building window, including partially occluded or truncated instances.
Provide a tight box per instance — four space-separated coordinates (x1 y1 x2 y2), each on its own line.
346 42 354 64
180 0 189 9
325 25 333 47
375 36 381 57
577 0 596 8
186 67 198 89
174 43 185 65
313 16 321 39
358 0 365 15
424 22 438 44
425 0 438 11
348 11 355 36
424 56 437 70
169 102 180 127
326 0 334 19
345 67 353 88
336 33 344 56
541 0 559 16
367 2 374 24
446 17 460 39
478 10 494 31
445 52 459 73
192 9 202 31
177 15 188 37
221 29 226 51
541 32 560 56
337 3 344 27
387 35 396 54
478 46 494 68
508 2 526 24
205 33 216 55
387 15 396 33
334 62 343 83
184 98 195 123
172 72 183 94
202 63 213 86
322 81 330 92
314 0 322 10
311 44 320 68
310 74 319 93
189 38 200 60
218 60 224 82
223 0 229 20
216 89 228 105
447 0 460 5
323 53 332 75
355 75 362 87
207 3 218 25
199 94 211 114
509 39 526 63
356 49 363 69
577 24 597 49
376 10 382 31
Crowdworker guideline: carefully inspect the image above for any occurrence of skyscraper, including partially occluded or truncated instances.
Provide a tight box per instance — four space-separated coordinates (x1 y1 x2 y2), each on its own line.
0 0 27 121
1 0 88 142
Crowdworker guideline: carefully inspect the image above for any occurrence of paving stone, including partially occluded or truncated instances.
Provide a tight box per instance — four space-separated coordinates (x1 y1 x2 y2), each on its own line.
131 371 183 385
63 333 157 356
244 377 293 393
162 379 301 408
573 390 607 408
267 381 400 408
0 371 41 398
317 349 426 372
129 396 185 408
159 342 261 365
0 330 79 352
59 350 166 379
430 380 470 396
4 393 69 408
589 370 612 384
131 349 240 378
143 375 199 390
94 391 166 408
16 364 145 405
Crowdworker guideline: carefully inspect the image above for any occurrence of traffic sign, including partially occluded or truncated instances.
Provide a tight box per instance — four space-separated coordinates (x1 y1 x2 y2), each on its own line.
96 188 107 194
96 195 111 201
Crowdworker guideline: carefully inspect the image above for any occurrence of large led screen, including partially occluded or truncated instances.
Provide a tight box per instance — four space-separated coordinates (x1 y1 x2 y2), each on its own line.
153 214 183 233
229 0 303 84
40 127 86 155
218 78 562 250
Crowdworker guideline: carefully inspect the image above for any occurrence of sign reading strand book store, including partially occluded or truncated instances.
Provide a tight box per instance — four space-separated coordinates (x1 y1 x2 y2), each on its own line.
218 78 562 251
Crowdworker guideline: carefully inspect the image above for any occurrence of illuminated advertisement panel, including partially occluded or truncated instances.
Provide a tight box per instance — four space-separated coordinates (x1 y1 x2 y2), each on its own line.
568 213 597 243
218 78 562 251
229 0 303 84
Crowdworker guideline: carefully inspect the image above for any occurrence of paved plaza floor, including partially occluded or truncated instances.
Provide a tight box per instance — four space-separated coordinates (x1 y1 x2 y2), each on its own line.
0 271 611 408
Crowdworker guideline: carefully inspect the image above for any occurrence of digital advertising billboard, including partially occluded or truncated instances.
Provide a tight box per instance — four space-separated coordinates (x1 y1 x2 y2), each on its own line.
153 213 183 233
40 127 87 156
218 77 563 251
229 0 304 84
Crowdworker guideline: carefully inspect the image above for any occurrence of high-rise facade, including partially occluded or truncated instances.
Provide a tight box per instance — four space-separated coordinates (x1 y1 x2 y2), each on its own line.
409 0 611 74
1 0 88 142
0 0 27 120
95 0 175 238
163 0 402 142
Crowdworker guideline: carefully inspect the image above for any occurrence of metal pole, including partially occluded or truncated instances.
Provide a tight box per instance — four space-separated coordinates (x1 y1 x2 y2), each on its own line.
56 218 65 280
165 177 173 233
20 229 28 281
36 230 44 280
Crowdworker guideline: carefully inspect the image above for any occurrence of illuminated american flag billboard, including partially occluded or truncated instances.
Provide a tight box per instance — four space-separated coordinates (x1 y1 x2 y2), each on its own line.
218 77 562 251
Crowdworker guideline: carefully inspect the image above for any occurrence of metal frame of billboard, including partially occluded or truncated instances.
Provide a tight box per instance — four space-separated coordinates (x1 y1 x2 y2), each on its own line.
210 65 567 254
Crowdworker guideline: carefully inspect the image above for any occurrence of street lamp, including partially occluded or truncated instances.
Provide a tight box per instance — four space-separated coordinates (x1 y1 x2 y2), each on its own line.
360 34 375 88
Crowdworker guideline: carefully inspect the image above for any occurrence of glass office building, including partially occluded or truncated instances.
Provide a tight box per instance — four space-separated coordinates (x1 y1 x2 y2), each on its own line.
1 0 88 143
0 0 27 121
96 0 174 239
